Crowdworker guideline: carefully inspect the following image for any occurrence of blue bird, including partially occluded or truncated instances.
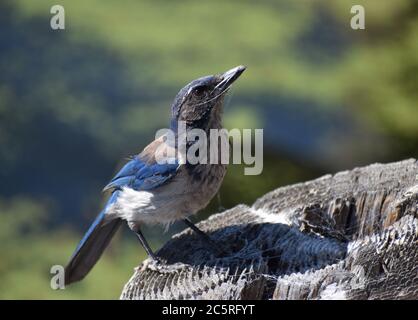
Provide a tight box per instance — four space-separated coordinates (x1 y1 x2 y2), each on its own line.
64 66 246 285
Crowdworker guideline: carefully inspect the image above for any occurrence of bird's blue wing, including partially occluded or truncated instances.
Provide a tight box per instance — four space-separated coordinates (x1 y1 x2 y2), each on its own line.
67 138 179 284
103 157 179 192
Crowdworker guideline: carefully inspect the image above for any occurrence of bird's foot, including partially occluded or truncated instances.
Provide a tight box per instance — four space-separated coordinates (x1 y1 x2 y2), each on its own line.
142 257 188 273
140 255 164 271
183 218 226 257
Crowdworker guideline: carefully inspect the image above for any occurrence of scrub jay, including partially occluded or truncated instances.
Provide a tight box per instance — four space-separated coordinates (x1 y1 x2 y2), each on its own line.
64 66 246 285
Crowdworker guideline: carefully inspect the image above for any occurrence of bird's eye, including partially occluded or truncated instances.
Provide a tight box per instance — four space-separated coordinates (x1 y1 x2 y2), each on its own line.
193 86 205 97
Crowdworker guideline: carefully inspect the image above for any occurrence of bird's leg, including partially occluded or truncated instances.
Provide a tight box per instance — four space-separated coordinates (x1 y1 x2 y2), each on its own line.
134 227 158 261
183 218 223 255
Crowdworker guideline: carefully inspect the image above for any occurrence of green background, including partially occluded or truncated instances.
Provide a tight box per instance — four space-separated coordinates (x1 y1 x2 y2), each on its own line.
0 0 417 298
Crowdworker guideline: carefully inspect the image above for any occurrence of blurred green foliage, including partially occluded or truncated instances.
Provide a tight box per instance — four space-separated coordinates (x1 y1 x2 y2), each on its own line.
1 0 417 299
0 197 145 299
12 0 418 140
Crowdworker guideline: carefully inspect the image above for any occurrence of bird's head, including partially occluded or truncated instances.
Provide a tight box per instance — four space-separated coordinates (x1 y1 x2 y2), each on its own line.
171 65 246 131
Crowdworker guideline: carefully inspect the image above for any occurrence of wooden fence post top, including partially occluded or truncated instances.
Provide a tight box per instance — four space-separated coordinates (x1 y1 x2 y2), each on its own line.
121 159 418 300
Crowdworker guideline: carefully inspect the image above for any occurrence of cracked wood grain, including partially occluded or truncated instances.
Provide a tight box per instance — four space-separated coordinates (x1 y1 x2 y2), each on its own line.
120 159 418 300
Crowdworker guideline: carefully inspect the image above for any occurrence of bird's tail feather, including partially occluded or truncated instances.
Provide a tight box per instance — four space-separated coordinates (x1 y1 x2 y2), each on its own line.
64 191 122 285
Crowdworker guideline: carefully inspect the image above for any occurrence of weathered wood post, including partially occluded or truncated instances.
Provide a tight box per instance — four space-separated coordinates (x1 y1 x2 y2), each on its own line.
121 159 418 300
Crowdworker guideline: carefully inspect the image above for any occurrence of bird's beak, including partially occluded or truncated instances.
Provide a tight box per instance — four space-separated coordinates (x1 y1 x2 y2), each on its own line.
215 65 246 91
